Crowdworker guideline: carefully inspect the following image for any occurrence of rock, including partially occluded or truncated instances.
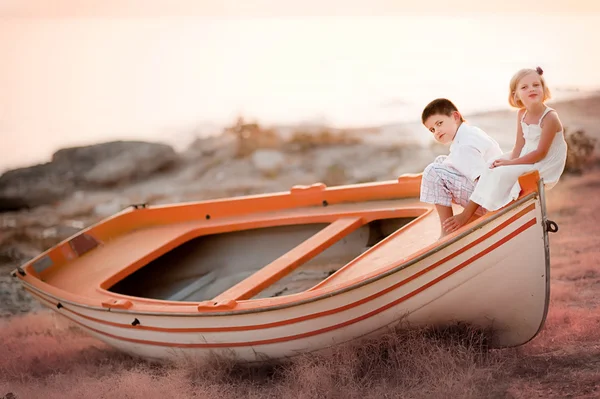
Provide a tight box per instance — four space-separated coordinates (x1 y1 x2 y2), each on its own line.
191 157 269 194
0 141 178 211
321 163 348 186
83 143 177 186
0 275 44 317
180 134 238 180
184 133 237 160
0 236 39 264
94 197 128 217
0 163 76 211
54 192 98 219
564 129 597 174
251 149 286 177
0 197 31 212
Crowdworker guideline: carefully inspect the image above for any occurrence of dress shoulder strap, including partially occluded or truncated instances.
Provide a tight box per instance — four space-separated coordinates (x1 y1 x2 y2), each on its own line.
538 107 555 125
521 109 528 122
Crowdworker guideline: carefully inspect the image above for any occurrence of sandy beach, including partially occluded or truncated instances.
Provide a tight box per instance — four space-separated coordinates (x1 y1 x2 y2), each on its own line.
0 94 599 398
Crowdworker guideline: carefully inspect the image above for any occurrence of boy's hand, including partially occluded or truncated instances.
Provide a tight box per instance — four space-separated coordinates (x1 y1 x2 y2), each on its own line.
490 159 512 168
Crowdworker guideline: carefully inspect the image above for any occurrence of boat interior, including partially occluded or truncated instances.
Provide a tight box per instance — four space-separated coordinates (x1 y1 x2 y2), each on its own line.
41 201 440 304
108 214 423 302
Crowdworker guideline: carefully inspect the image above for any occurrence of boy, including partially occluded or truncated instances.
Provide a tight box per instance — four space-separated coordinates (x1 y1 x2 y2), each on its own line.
419 98 503 237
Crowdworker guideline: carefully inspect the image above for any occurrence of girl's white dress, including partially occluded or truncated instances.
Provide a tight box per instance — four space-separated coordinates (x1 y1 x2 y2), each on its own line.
470 106 568 211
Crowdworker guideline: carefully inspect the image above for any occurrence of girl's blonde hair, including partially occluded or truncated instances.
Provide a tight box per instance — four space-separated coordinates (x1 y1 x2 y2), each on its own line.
508 67 552 108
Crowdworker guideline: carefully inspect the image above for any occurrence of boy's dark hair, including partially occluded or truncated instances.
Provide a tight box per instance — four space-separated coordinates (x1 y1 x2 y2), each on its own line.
421 98 465 124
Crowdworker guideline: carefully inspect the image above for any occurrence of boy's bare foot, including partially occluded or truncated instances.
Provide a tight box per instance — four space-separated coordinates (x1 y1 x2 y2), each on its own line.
437 226 451 240
442 200 481 233
443 211 471 233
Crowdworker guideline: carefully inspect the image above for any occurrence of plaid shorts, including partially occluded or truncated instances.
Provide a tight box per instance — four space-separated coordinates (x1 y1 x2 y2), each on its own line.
420 156 484 214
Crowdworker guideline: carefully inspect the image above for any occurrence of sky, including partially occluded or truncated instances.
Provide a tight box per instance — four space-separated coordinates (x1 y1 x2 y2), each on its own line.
1 0 599 17
1 1 599 171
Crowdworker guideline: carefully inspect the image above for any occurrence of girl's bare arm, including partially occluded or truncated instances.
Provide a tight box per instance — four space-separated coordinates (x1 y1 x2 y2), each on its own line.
510 108 526 159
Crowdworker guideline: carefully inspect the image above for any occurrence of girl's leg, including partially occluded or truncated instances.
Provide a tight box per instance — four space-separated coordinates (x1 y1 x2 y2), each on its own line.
470 164 535 211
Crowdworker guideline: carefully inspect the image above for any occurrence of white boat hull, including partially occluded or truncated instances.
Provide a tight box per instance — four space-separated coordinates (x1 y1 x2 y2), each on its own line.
22 193 549 362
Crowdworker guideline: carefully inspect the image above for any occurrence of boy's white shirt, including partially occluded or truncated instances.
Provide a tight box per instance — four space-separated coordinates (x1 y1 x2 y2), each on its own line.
444 123 503 183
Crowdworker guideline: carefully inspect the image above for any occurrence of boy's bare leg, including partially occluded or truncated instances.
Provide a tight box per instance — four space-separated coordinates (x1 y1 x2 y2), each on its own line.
436 204 454 238
443 201 480 233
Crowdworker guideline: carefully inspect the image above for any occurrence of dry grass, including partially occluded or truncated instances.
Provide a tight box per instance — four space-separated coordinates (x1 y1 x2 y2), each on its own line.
0 313 510 399
2 169 600 399
224 117 282 158
285 130 362 152
221 116 363 158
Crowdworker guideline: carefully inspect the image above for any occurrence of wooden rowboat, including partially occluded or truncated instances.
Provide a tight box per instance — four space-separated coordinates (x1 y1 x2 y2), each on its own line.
12 171 555 362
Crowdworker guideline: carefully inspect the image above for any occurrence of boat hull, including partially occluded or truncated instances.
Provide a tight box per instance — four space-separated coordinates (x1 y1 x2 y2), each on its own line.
20 191 549 362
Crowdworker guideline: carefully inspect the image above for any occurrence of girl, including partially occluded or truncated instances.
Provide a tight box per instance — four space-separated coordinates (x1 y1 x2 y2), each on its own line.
443 67 568 233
